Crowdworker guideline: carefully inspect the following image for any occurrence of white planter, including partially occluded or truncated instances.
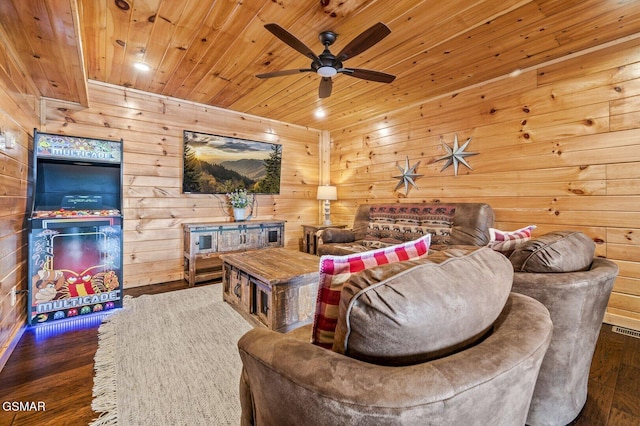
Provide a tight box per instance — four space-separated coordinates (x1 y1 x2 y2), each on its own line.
233 207 246 221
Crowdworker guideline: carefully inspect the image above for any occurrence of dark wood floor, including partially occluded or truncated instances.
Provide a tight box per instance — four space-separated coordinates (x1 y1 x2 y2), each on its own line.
0 280 191 426
0 280 639 426
572 324 640 426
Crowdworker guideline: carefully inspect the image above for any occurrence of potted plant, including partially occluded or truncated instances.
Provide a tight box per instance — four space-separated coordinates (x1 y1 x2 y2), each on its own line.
226 189 253 221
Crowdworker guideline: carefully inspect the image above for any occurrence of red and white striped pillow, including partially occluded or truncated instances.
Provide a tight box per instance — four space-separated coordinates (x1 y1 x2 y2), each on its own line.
311 233 431 349
488 225 536 255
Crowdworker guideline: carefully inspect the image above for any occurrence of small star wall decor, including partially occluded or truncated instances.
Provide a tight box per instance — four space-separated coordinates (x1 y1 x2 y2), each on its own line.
393 156 423 195
436 133 478 176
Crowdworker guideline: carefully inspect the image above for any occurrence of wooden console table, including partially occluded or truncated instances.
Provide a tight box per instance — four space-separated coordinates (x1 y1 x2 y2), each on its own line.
221 248 320 332
183 220 284 286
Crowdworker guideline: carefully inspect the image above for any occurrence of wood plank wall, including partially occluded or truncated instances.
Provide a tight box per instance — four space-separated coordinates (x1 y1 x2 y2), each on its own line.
0 25 39 368
329 37 640 331
41 81 322 288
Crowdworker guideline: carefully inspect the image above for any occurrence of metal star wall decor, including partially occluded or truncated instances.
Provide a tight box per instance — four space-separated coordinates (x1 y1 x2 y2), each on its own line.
436 133 478 176
393 156 423 195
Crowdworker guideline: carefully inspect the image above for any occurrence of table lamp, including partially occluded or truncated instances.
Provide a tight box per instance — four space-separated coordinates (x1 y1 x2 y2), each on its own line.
317 185 337 226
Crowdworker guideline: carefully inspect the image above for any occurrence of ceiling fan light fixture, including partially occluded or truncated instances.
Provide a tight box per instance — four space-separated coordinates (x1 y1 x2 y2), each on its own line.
317 66 337 77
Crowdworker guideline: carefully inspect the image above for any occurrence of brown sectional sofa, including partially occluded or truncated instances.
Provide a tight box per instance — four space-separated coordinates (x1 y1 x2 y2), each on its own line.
237 199 617 425
238 248 553 426
317 202 494 256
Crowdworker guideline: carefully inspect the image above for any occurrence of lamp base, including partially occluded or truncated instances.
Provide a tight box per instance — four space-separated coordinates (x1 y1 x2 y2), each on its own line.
323 200 332 226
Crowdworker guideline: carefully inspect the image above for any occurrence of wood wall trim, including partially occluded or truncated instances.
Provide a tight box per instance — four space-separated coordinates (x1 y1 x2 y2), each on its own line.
87 79 322 134
604 311 640 333
68 0 89 107
0 325 26 373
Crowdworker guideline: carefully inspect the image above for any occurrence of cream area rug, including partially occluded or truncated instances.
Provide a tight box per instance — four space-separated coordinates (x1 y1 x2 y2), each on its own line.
91 284 253 425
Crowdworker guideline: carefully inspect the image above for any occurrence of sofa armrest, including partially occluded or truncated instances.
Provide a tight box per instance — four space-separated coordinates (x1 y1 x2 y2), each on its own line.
320 228 355 244
238 328 450 410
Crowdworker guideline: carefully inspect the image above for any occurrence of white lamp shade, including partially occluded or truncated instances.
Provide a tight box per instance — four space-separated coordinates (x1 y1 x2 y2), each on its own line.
317 185 337 201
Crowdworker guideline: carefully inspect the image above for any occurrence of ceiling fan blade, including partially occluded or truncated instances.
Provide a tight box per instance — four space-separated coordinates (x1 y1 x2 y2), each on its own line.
264 23 319 61
319 77 332 98
256 69 313 79
335 22 391 62
340 68 396 83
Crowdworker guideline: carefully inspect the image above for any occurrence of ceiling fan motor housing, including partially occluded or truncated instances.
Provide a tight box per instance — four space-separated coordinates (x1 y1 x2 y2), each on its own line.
315 31 340 76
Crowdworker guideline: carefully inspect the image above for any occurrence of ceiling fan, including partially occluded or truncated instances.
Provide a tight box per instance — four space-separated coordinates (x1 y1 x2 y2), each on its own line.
256 22 396 99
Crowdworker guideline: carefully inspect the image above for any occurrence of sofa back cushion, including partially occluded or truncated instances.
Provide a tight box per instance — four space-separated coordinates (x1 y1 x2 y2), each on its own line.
350 203 494 248
311 234 431 349
332 247 513 366
364 204 456 246
509 231 595 273
447 203 495 246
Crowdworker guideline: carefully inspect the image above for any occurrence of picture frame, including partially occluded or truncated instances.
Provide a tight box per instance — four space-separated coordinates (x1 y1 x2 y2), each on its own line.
182 130 282 194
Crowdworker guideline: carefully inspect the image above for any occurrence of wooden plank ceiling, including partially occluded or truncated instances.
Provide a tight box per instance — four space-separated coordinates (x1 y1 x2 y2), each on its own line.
2 0 640 132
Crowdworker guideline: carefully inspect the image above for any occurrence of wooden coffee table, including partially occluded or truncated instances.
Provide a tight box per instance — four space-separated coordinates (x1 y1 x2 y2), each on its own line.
221 248 320 332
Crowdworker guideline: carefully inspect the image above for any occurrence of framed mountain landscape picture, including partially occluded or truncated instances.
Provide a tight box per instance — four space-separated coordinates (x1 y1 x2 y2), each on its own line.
182 130 282 195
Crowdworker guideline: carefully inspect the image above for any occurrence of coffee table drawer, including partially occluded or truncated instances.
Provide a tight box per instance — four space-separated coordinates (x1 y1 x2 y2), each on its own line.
222 266 250 311
251 275 318 332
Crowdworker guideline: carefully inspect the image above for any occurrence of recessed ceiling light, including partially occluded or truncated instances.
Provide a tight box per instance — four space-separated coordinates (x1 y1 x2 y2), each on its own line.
134 62 150 71
377 126 390 137
314 108 326 119
265 128 278 141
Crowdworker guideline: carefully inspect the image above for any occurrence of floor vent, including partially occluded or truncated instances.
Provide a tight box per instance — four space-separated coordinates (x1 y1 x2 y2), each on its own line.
612 325 640 339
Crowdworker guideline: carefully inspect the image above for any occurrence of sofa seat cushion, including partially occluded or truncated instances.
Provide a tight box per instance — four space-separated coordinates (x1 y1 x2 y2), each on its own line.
429 244 484 255
332 247 514 366
319 242 373 255
312 234 432 349
360 238 395 249
509 231 595 273
364 223 434 247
